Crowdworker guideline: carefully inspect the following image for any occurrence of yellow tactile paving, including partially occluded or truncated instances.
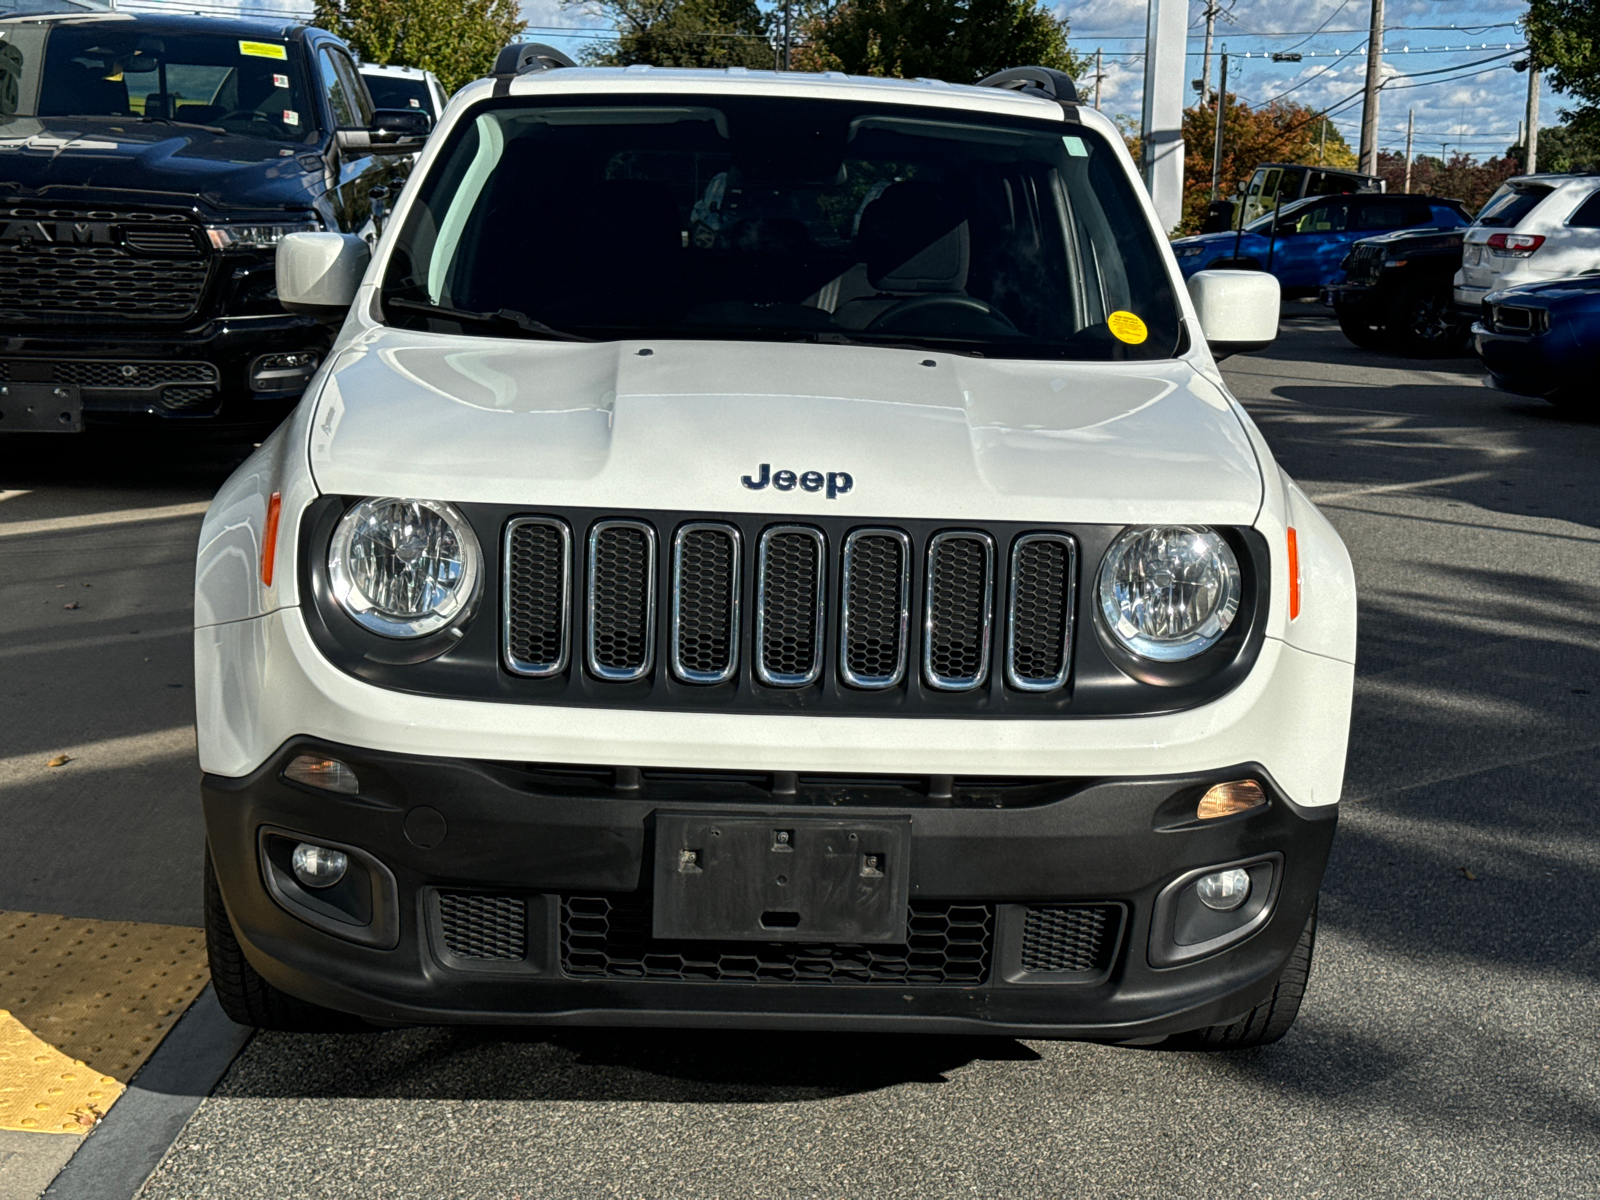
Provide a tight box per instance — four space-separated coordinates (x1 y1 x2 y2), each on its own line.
0 911 208 1134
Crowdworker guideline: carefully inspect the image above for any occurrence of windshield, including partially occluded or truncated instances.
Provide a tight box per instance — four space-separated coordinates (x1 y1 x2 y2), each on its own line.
0 24 314 142
381 95 1183 360
1475 183 1553 228
362 73 433 118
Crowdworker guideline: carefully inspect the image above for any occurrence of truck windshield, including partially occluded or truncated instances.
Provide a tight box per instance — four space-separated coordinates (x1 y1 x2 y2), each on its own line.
362 72 433 118
381 95 1184 360
0 25 314 143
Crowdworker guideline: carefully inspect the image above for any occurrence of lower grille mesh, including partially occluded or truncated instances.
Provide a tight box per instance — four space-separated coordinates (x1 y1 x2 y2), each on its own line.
438 892 527 960
1019 904 1118 973
560 894 993 984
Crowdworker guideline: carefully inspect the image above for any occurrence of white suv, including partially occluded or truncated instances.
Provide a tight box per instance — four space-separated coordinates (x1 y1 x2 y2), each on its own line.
195 56 1356 1049
1455 174 1600 311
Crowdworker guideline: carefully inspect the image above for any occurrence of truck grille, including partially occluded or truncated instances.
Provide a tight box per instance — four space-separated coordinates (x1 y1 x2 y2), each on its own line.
1341 241 1384 286
0 360 219 389
502 514 1081 701
0 204 210 325
560 894 993 984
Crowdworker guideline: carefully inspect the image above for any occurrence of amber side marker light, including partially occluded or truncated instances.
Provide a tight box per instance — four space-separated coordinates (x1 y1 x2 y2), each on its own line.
282 755 360 794
261 491 283 586
1287 526 1301 620
1197 779 1267 820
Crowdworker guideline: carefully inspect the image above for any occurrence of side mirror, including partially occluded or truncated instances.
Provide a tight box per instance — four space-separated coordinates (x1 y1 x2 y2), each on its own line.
373 108 432 138
1187 268 1280 360
277 232 370 318
335 109 431 154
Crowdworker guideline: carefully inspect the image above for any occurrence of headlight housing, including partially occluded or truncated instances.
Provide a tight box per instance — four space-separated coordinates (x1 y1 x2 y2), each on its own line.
1097 525 1241 662
1174 245 1206 257
327 498 481 637
206 217 321 250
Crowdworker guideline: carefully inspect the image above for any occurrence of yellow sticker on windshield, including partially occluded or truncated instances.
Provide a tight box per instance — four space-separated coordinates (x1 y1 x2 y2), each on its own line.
239 40 287 60
1107 311 1148 345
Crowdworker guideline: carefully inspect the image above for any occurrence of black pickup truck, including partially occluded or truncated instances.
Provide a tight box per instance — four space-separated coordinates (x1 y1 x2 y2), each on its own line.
0 12 425 435
1322 226 1470 357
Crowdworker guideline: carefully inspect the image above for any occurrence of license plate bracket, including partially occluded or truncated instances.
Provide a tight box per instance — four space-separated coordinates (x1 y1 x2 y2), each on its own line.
653 814 911 943
0 383 82 433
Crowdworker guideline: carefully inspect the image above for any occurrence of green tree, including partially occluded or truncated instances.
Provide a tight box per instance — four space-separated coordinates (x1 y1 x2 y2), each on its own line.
1504 123 1600 173
566 0 772 68
1525 0 1600 137
793 0 1084 86
313 0 525 95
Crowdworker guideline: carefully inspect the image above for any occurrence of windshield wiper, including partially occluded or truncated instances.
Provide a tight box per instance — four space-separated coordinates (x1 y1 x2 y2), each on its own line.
384 296 593 342
137 116 227 134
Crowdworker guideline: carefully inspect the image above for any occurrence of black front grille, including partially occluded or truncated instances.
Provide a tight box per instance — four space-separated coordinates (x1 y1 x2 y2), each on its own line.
1342 242 1384 286
0 205 210 324
505 518 571 676
1007 534 1074 691
438 892 527 960
671 523 739 683
841 529 909 688
1019 904 1119 973
159 385 218 412
925 533 994 690
586 521 655 680
0 360 219 389
756 526 825 686
561 894 993 984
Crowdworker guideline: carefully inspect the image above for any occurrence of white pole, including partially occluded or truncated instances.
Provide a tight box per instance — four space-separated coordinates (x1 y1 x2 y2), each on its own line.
1141 0 1188 232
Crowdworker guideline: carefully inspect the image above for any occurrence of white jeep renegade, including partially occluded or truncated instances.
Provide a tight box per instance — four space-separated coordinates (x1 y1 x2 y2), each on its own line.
195 53 1356 1048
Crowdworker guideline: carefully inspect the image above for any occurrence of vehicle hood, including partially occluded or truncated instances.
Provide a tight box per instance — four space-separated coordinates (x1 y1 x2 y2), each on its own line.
307 332 1265 526
1171 231 1246 250
1488 274 1600 307
1352 226 1463 249
0 116 322 211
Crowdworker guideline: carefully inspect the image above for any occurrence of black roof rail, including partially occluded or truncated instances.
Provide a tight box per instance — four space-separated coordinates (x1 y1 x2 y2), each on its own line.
976 66 1079 105
492 41 576 78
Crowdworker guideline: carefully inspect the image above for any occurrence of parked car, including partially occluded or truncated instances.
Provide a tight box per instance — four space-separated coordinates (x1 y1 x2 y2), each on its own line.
0 11 425 436
1323 227 1470 355
1171 193 1468 297
358 62 446 123
1225 162 1385 230
195 57 1356 1050
1473 275 1600 413
1454 175 1600 316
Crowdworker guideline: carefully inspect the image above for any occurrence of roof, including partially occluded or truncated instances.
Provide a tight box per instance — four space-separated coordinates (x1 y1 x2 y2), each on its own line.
0 11 310 38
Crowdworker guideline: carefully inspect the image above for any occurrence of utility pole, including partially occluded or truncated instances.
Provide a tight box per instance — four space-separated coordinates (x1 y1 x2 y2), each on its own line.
1525 60 1540 174
1210 50 1228 202
1358 0 1385 175
1403 108 1414 191
781 0 791 70
1319 117 1327 164
1199 1 1219 105
1094 47 1104 110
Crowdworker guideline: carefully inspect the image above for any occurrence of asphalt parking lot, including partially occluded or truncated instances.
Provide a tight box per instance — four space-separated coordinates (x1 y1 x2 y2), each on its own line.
3 314 1598 1198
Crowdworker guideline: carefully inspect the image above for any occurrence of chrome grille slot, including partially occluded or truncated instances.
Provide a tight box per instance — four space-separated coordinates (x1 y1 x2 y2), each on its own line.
923 531 994 691
755 526 825 687
671 522 740 684
1006 533 1075 692
840 528 910 689
586 520 656 680
504 517 572 677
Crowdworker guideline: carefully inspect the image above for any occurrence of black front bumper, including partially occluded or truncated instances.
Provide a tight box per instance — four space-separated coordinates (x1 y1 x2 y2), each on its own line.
1321 282 1378 311
2 315 329 433
203 740 1338 1038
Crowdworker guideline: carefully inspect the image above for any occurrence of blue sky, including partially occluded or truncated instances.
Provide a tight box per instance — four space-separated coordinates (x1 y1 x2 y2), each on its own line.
123 0 1553 162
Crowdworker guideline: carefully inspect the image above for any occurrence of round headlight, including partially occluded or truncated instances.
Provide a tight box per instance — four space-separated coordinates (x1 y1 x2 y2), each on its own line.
1097 525 1241 662
327 497 481 637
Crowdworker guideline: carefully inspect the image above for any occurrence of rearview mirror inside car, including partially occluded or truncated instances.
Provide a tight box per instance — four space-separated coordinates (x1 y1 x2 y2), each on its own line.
277 232 370 318
1187 268 1280 360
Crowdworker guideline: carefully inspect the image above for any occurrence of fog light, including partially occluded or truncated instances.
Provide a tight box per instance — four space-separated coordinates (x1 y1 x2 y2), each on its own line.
282 755 359 794
1196 779 1266 820
291 842 348 889
1195 867 1251 911
250 351 321 394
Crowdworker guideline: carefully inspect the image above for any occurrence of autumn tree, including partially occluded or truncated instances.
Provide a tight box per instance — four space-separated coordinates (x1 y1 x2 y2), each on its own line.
793 0 1084 85
1374 151 1517 215
566 0 772 68
313 0 524 95
1178 94 1356 234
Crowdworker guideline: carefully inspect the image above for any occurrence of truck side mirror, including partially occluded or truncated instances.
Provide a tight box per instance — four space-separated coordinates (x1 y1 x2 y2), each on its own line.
1187 269 1280 360
277 232 370 318
335 109 431 154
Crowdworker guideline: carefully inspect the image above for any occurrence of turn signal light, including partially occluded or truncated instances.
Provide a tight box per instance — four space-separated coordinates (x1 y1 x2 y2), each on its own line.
261 491 282 586
1197 779 1266 820
282 755 360 794
1287 526 1301 620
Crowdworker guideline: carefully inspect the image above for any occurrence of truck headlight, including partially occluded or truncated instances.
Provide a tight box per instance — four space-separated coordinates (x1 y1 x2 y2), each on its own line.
1174 245 1205 257
1097 525 1241 661
327 498 481 637
206 219 321 250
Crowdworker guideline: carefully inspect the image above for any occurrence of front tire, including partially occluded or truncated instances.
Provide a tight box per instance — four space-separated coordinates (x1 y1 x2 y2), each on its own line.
1385 279 1470 357
1334 304 1388 351
1162 905 1317 1051
205 849 366 1032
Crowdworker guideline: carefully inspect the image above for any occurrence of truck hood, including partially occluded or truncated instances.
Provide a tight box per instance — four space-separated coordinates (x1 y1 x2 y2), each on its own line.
0 116 321 211
307 331 1264 526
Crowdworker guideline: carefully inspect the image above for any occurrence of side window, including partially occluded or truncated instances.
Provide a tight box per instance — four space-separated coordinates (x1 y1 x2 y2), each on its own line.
1355 200 1407 231
1402 201 1432 226
1293 200 1348 234
330 52 373 126
318 48 356 127
1567 190 1600 228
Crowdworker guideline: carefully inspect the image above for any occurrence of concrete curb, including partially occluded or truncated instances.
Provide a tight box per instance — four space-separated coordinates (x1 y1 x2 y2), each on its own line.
42 988 251 1200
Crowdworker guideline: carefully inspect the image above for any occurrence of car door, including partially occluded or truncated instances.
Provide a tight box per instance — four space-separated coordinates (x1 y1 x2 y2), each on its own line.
1269 198 1352 289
